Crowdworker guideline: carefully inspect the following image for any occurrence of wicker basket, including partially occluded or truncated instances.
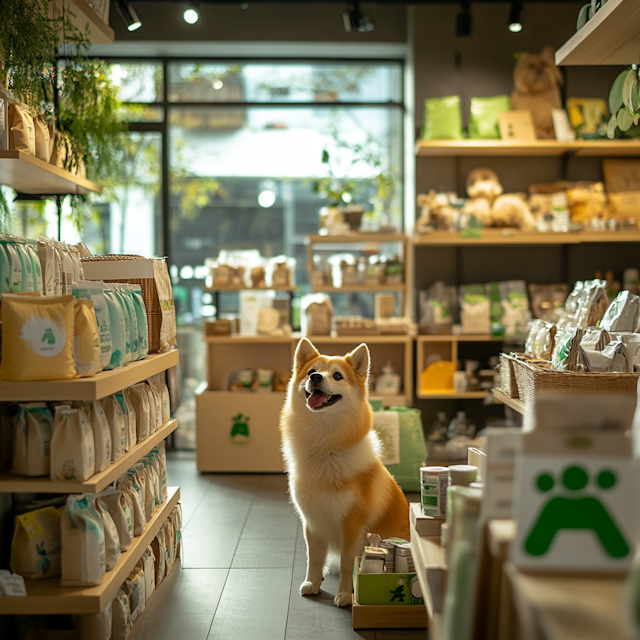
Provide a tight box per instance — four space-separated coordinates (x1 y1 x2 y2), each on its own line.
499 353 519 398
511 355 640 405
82 255 164 354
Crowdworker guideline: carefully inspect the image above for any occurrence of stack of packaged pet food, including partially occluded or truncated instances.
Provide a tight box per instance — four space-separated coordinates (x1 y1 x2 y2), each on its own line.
66 503 181 640
1 374 170 480
228 368 289 392
358 533 414 575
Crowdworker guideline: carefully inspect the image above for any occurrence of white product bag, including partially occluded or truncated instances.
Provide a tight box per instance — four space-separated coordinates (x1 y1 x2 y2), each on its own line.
121 479 145 536
73 601 112 640
103 395 126 462
142 546 156 605
98 489 133 552
153 257 177 351
113 287 134 364
157 440 167 499
61 494 106 587
68 244 84 283
137 465 155 521
95 497 120 571
90 400 111 473
5 241 22 292
160 378 171 425
10 505 64 579
73 281 112 369
15 242 34 292
58 242 73 295
111 588 131 640
52 403 71 432
124 567 146 623
50 408 95 481
103 289 126 369
151 533 166 586
26 243 42 293
12 403 53 477
144 381 162 432
127 384 150 441
115 391 135 452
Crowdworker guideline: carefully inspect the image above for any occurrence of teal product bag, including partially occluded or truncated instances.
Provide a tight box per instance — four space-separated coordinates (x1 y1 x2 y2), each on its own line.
422 96 463 141
131 285 149 360
468 95 511 139
4 241 22 292
15 242 34 292
103 289 126 369
112 287 133 365
372 406 427 493
26 243 42 293
74 282 112 370
0 242 11 293
114 286 138 364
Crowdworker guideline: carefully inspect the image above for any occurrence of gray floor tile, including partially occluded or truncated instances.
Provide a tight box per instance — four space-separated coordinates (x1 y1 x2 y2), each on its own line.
130 613 213 640
207 568 292 640
231 537 296 568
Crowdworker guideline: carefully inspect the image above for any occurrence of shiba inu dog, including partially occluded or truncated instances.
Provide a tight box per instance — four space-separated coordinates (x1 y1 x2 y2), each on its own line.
280 338 410 607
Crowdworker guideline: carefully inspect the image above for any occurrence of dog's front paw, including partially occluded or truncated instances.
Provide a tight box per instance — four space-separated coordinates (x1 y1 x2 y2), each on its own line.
300 581 320 596
334 591 352 607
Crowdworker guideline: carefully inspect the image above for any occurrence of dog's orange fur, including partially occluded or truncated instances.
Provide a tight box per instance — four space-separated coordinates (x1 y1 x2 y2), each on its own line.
280 338 409 607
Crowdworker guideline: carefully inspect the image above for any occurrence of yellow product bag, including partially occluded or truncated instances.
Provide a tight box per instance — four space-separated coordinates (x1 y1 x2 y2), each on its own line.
74 298 102 377
1 294 76 381
10 505 64 579
33 116 51 162
9 104 35 155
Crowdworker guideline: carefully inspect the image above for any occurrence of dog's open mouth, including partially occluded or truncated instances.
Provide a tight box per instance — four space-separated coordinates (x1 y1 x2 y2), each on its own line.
305 390 342 410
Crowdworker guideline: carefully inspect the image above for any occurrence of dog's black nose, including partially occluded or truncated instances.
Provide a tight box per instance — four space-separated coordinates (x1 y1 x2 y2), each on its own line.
310 372 323 384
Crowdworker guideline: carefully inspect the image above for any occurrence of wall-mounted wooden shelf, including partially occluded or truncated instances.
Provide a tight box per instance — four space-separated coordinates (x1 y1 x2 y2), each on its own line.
312 284 405 293
305 233 407 244
417 334 504 343
0 419 177 494
0 151 102 195
0 350 179 402
414 230 640 246
54 0 115 44
0 487 179 615
492 388 525 415
415 139 640 157
555 0 640 66
308 334 412 344
417 390 489 400
204 286 295 293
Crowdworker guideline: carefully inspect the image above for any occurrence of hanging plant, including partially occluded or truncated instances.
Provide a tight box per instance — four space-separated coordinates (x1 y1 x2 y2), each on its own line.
607 66 640 138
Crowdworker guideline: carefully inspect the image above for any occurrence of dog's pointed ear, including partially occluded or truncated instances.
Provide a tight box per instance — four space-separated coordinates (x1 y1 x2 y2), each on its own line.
345 343 370 382
294 338 320 372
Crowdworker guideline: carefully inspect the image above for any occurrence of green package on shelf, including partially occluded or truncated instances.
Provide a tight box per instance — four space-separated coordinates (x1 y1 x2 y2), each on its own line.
468 95 511 139
422 96 463 141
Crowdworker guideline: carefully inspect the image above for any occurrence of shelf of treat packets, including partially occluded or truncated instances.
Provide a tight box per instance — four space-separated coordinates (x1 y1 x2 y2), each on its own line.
0 150 103 195
414 229 640 246
415 139 640 157
305 233 407 244
0 419 178 494
555 0 640 66
0 486 180 615
0 350 179 402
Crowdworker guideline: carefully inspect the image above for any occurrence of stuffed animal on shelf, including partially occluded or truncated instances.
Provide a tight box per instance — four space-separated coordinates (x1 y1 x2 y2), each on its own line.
416 190 457 231
511 46 563 139
462 168 536 231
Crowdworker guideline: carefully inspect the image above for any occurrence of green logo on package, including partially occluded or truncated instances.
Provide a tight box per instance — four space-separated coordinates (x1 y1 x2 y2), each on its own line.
524 464 629 559
230 413 251 444
41 328 56 345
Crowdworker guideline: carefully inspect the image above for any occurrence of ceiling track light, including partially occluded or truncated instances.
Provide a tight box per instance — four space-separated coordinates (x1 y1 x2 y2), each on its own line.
115 0 142 32
508 2 524 33
456 2 472 37
183 3 199 24
343 1 374 34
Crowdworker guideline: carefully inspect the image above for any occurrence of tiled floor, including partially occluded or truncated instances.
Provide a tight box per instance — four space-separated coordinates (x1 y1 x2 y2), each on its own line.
131 452 427 640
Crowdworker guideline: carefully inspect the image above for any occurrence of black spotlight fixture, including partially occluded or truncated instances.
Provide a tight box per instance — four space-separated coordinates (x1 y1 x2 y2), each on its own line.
116 0 142 31
456 2 472 37
343 2 375 33
508 2 524 33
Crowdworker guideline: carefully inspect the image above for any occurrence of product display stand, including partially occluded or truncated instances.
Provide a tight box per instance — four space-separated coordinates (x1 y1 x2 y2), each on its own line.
0 349 180 616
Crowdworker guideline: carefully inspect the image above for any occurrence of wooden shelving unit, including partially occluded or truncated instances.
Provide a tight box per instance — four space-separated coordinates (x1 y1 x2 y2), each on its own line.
555 0 640 66
0 350 179 402
0 487 180 615
415 139 640 157
305 233 407 244
204 286 295 293
53 0 115 44
313 283 405 293
414 229 640 246
492 388 525 415
418 390 489 400
0 151 102 195
418 334 504 342
0 419 178 494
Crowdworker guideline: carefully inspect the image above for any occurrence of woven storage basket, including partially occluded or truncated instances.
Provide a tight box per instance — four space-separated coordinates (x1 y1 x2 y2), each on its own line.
82 255 164 354
499 353 519 398
511 355 640 405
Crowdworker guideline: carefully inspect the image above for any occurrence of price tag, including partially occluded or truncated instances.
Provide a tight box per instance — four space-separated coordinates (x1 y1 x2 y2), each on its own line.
0 574 27 596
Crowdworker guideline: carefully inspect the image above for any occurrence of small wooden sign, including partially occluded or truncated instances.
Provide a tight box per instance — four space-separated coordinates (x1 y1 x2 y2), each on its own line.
498 110 537 141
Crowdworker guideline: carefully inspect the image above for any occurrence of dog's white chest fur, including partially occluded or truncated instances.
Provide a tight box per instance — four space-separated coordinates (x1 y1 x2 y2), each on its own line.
285 431 381 545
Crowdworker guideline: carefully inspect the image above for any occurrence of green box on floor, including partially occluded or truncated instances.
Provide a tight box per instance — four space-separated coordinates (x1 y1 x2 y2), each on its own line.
353 558 424 606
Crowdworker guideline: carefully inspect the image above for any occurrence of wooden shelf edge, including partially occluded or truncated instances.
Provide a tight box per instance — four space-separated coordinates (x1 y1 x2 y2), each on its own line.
0 150 102 195
417 391 489 399
312 285 407 292
0 419 178 494
410 517 446 619
492 387 525 415
0 350 179 401
203 334 412 344
203 287 296 293
306 234 407 244
0 487 180 615
417 334 503 342
414 231 640 246
66 0 115 44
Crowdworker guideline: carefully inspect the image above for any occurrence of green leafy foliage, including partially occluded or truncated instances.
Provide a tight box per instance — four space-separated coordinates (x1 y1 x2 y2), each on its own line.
607 66 640 139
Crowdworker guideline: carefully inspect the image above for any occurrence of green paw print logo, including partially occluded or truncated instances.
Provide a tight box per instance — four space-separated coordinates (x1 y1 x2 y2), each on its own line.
41 328 56 345
525 465 630 559
230 413 251 444
389 579 406 603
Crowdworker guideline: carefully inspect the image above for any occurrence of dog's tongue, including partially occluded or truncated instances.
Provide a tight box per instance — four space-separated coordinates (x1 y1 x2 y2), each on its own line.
308 391 329 408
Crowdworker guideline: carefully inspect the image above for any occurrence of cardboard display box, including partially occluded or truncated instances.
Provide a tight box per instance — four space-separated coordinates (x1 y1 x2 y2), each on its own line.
353 557 424 606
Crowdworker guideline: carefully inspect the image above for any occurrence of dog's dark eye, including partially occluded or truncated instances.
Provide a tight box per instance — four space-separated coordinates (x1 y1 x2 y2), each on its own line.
333 372 343 381
308 369 315 376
